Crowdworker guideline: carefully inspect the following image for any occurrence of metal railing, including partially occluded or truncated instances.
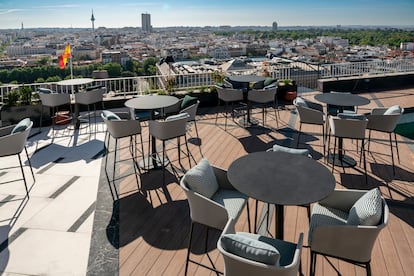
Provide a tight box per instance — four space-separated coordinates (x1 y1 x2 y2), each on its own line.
1 59 413 104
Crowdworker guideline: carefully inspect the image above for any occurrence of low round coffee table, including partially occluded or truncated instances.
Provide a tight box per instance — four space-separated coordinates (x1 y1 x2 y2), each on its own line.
228 151 335 239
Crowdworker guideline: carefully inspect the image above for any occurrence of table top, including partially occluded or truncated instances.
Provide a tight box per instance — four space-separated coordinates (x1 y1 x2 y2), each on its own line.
57 78 94 86
227 151 335 205
314 92 370 107
228 75 266 83
124 95 179 110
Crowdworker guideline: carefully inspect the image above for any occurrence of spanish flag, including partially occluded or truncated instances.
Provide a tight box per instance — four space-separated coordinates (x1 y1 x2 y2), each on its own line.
59 44 71 69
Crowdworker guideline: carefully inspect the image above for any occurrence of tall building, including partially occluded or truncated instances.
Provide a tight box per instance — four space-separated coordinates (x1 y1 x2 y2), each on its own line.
141 13 152 33
91 9 95 31
272 21 278 31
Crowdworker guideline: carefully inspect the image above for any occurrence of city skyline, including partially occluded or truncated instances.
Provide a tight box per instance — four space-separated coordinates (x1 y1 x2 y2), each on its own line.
0 0 413 30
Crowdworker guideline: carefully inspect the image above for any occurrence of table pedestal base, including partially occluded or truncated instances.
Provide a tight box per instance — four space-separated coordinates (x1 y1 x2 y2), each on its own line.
138 155 169 170
327 153 357 167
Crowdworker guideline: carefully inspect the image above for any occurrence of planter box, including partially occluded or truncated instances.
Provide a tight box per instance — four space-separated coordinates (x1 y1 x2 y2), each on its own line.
0 104 50 127
277 84 297 100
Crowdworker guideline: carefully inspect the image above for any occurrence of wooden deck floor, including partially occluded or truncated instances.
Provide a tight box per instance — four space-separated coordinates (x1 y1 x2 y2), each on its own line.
116 88 414 276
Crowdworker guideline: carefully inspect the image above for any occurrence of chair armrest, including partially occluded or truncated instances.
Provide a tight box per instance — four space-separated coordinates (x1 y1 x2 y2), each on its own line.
0 125 14 137
318 189 366 212
311 224 383 262
182 183 229 230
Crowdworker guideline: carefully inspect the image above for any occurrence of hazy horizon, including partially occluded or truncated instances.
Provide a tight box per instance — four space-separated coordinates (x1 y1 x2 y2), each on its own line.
1 0 413 30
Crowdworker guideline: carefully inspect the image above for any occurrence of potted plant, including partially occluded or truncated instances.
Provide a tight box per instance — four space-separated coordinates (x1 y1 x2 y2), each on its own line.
0 85 47 127
277 79 297 101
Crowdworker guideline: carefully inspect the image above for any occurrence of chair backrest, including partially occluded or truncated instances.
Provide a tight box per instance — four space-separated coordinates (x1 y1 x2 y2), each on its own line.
367 106 404 133
162 98 183 117
101 111 142 139
248 88 276 104
266 144 310 157
216 86 244 103
329 116 367 139
294 100 324 125
149 115 188 140
74 88 105 105
179 100 199 122
217 219 303 276
39 92 71 107
0 119 33 157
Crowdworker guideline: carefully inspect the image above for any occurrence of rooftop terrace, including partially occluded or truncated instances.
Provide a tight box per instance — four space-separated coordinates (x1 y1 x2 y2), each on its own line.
0 86 413 275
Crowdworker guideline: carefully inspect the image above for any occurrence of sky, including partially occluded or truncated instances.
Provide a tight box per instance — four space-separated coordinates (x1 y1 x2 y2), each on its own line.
0 0 413 29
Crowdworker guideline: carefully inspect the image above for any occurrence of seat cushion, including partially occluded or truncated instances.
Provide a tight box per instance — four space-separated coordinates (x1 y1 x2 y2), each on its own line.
220 233 280 265
347 188 383 226
294 97 308 107
101 110 121 121
211 189 248 219
184 158 218 198
165 112 189 121
384 105 402 115
271 144 309 156
308 202 348 243
181 95 198 109
11 118 31 134
337 113 367 120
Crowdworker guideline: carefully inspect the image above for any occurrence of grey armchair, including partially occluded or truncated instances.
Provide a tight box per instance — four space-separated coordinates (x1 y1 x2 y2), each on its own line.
308 188 389 276
39 92 73 138
74 87 105 134
215 86 245 130
180 100 203 156
293 97 326 156
101 110 144 200
248 87 278 128
218 218 303 276
366 105 404 174
0 118 35 198
180 159 251 275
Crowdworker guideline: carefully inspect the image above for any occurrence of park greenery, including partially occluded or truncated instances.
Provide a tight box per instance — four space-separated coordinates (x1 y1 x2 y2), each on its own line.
215 28 414 48
0 57 158 85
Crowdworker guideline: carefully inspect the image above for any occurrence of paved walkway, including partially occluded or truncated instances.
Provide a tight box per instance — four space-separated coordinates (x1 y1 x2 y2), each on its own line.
0 124 106 275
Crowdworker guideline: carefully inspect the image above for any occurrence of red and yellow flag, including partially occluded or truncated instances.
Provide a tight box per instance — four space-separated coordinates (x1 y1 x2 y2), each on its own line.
59 44 71 69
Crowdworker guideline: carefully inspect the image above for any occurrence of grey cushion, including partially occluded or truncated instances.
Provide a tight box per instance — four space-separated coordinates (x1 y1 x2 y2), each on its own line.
347 188 383 226
165 112 189 121
308 202 348 243
337 113 367 120
271 144 309 156
11 118 31 134
211 189 248 219
221 233 280 265
184 158 219 198
101 110 121 121
384 105 402 115
294 97 308 107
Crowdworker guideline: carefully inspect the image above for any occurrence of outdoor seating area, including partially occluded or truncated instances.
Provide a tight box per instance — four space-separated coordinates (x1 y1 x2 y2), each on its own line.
0 86 413 275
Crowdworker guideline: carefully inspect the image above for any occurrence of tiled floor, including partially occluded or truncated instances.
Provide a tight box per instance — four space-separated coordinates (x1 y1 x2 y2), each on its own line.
0 123 106 275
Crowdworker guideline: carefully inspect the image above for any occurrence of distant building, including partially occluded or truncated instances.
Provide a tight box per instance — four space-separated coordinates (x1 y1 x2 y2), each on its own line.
91 10 95 32
272 22 278 31
141 13 152 33
101 50 130 68
400 42 414 51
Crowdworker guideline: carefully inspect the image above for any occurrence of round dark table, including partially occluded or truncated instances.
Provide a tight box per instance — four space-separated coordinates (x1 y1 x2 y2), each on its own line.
228 75 266 126
314 93 370 167
125 95 179 169
228 75 266 83
227 151 335 239
314 93 370 110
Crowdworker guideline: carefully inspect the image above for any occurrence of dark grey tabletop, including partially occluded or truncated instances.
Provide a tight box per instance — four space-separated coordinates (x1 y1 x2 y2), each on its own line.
125 95 179 110
314 93 370 107
228 75 266 83
227 151 335 205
